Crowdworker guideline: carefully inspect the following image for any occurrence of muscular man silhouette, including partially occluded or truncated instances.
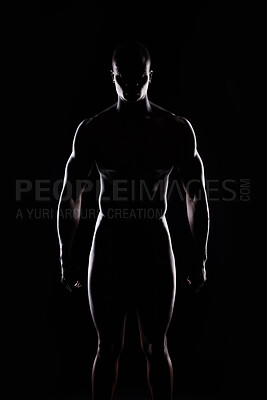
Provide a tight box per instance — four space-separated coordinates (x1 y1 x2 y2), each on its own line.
57 41 209 400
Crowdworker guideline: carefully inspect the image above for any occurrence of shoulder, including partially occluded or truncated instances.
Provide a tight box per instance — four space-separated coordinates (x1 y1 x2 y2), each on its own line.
172 115 196 148
165 111 196 151
150 102 196 145
73 104 117 151
77 103 117 131
150 102 192 128
89 103 117 126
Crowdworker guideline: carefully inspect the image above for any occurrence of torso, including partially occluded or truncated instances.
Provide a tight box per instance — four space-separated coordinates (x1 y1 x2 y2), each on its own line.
88 103 182 221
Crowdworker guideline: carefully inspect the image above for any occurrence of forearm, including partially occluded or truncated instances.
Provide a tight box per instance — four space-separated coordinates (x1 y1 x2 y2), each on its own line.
186 192 209 262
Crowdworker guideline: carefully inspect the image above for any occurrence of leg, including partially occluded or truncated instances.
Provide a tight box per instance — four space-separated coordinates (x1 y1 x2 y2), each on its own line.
88 260 128 400
135 264 176 400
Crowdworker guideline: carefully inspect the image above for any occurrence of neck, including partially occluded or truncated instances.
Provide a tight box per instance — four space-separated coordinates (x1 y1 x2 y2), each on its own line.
116 96 152 117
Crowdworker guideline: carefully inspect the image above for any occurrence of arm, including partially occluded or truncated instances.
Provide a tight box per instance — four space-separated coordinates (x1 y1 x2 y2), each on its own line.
176 118 210 291
57 119 95 292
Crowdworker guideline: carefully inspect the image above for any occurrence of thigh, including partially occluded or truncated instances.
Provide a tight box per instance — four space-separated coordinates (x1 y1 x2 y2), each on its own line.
88 233 129 341
135 260 176 344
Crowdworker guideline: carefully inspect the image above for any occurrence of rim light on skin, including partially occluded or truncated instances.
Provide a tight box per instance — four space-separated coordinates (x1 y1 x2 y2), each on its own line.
111 63 153 104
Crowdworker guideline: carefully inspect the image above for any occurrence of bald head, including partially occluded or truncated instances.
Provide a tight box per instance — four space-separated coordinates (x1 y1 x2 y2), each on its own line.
112 41 151 69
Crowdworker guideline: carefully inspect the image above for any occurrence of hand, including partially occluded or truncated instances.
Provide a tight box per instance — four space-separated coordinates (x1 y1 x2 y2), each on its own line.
184 259 207 293
60 259 83 293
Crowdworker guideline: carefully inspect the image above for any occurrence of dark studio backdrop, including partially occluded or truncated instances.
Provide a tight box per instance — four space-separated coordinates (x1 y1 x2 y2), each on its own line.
13 1 256 399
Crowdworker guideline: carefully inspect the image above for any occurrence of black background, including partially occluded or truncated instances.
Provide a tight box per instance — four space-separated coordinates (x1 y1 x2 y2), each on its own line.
13 1 257 399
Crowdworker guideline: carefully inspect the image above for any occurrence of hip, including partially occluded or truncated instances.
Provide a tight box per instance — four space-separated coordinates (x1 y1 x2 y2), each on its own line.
89 213 175 272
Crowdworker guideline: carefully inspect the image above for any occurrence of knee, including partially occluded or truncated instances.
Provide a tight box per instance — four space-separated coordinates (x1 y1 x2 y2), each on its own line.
97 339 124 361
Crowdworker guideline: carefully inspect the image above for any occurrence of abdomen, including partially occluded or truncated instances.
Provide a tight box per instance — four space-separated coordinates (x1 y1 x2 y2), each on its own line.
97 167 172 222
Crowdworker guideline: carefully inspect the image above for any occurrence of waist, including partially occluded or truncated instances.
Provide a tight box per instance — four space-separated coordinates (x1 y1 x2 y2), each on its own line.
92 211 172 255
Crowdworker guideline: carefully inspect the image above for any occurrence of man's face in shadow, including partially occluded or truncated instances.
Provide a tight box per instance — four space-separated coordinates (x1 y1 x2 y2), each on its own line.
112 56 152 103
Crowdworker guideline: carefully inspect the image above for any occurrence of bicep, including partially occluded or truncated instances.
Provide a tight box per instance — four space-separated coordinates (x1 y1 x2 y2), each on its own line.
176 118 206 199
61 119 95 199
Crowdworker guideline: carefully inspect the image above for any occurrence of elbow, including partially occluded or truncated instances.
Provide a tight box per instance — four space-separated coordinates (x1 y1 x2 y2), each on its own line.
186 184 207 204
186 188 209 219
57 195 82 223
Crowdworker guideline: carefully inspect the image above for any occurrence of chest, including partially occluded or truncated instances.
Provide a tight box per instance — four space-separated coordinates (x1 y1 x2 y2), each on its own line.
95 119 176 171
